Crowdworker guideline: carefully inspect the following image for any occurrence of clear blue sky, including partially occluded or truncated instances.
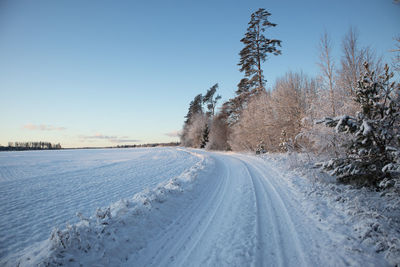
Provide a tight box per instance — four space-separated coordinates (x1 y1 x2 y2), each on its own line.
0 0 399 148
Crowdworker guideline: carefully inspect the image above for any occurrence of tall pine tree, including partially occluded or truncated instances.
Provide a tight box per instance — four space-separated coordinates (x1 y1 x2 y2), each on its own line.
184 94 203 124
203 83 221 117
238 8 281 92
224 8 282 126
181 94 204 146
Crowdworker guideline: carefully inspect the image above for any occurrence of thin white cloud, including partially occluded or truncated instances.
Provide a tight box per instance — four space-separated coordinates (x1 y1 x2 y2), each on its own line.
83 133 117 140
23 124 66 131
80 133 140 143
110 138 141 143
165 130 181 138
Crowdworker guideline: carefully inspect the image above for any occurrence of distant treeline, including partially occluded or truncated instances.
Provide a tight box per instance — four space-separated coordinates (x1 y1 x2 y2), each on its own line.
116 142 180 148
65 142 181 150
0 142 180 151
1 142 62 151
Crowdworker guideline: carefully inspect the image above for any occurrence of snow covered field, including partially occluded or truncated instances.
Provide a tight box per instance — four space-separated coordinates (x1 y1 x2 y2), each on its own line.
0 148 201 264
1 148 399 266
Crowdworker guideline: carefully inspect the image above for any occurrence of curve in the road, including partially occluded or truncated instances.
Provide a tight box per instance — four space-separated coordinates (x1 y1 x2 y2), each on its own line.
127 151 311 267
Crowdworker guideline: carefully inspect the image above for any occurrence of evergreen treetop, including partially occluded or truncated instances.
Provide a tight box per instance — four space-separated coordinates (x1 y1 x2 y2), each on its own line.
238 8 281 92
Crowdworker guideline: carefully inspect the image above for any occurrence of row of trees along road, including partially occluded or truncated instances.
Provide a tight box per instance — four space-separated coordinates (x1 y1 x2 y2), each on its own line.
181 8 400 188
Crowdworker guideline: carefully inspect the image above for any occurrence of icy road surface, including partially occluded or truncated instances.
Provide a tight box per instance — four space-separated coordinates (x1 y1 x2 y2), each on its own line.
2 148 387 266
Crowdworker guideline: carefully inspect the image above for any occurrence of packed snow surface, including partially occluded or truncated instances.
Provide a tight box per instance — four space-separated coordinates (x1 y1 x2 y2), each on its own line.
1 148 398 266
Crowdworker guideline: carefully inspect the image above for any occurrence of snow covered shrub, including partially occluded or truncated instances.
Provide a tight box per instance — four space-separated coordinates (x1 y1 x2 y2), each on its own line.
279 130 294 152
229 92 279 151
317 63 400 187
297 116 349 158
206 114 230 150
184 113 208 148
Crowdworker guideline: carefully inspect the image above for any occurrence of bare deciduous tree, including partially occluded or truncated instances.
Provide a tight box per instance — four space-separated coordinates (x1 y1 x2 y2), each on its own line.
206 113 230 151
336 27 383 116
228 71 319 152
391 36 400 72
229 92 278 151
318 31 336 117
339 27 362 99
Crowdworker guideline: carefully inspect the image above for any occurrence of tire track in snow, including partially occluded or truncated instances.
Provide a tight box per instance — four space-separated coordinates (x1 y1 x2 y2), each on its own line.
241 159 308 266
171 158 230 266
132 151 309 266
242 161 285 266
129 155 228 266
127 153 257 267
241 156 357 267
131 151 310 266
180 155 256 266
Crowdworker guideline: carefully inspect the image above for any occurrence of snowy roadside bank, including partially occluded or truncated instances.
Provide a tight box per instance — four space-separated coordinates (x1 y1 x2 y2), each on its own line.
259 152 400 266
4 150 212 266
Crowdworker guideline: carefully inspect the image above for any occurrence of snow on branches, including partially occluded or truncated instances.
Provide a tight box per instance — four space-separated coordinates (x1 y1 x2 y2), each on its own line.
316 63 400 187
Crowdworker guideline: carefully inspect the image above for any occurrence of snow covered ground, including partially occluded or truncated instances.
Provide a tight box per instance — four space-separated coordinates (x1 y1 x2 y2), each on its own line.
1 148 399 266
259 152 400 266
0 148 201 264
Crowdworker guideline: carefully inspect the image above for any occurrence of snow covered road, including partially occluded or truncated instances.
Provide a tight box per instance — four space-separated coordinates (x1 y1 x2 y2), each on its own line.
4 148 390 266
129 152 312 266
126 150 372 267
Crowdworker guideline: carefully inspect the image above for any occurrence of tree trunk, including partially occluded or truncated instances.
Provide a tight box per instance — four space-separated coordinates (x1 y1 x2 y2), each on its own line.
256 24 263 89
